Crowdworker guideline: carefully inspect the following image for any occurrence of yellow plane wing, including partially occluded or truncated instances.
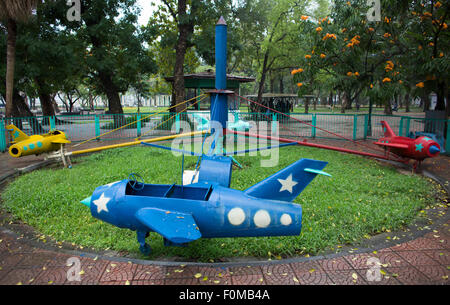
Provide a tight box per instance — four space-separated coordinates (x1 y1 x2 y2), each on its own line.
51 138 71 144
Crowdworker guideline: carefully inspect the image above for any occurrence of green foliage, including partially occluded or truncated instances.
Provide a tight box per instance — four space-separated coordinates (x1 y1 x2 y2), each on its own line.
292 0 450 113
1 145 438 261
0 0 158 110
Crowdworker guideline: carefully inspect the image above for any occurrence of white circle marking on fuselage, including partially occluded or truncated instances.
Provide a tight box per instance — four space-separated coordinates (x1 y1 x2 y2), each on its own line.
254 210 271 228
228 207 246 226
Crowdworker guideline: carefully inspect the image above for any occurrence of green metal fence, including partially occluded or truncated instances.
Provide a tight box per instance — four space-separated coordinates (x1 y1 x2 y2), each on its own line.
1 112 449 154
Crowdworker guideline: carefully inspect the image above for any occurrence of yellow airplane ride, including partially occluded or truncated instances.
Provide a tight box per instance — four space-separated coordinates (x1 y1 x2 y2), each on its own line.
7 124 71 165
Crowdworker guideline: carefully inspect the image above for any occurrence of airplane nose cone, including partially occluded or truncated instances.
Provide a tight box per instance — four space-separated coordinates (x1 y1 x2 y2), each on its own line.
429 145 440 155
8 144 22 158
80 196 92 207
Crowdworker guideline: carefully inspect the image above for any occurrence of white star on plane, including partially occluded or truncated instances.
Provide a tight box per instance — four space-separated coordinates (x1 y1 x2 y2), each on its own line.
277 174 298 194
93 193 110 213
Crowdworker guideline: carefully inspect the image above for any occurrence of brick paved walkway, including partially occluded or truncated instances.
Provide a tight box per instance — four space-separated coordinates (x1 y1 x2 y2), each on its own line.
0 225 448 285
0 140 449 286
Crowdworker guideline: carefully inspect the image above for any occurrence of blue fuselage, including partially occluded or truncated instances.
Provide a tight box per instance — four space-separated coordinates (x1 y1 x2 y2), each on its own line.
89 180 302 239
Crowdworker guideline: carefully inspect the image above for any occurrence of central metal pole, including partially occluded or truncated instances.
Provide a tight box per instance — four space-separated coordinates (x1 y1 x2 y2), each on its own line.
210 16 228 130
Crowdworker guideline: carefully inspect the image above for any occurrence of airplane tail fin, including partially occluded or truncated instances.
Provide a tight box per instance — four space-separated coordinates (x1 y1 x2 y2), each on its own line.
244 158 329 202
380 121 396 138
193 113 209 125
6 124 29 143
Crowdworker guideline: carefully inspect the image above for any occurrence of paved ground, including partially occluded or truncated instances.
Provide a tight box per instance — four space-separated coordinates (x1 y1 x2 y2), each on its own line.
0 138 449 286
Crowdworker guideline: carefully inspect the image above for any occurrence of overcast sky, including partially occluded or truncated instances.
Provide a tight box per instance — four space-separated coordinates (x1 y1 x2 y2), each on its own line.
136 0 161 25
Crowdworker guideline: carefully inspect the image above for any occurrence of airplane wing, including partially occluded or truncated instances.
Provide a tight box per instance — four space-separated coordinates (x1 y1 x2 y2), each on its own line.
373 142 408 149
51 138 71 144
135 208 201 244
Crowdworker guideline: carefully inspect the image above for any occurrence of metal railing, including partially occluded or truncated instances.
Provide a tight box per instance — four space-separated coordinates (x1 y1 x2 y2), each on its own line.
1 112 449 154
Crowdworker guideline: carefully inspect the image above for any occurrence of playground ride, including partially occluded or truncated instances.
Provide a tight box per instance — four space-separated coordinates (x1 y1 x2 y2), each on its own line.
3 94 210 168
78 17 333 255
6 124 72 167
230 94 442 171
192 113 251 132
80 156 329 255
2 16 441 259
374 121 440 169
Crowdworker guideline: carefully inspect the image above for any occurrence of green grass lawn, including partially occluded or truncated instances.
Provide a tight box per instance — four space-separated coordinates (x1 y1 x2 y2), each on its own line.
1 143 439 261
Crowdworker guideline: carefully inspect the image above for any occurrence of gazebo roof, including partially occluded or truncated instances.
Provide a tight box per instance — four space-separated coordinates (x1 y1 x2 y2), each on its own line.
164 70 255 89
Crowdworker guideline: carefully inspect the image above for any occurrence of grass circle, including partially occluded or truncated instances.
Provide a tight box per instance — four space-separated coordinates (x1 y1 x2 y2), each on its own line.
1 145 439 261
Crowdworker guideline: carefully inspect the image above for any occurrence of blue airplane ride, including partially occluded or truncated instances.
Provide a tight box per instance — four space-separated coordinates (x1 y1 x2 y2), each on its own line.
80 153 330 255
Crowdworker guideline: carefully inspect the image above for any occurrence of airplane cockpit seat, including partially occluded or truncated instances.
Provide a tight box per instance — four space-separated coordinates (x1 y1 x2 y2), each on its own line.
198 155 232 187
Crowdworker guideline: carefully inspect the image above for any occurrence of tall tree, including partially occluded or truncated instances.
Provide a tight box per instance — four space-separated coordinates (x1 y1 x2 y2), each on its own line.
158 0 201 113
151 0 237 113
62 0 158 126
0 0 37 120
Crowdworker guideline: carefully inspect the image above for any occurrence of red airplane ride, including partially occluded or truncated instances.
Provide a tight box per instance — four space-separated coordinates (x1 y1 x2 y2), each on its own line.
374 121 441 169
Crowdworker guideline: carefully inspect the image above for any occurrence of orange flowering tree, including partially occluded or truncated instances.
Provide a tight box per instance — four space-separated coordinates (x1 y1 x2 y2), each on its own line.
398 0 449 115
292 0 449 115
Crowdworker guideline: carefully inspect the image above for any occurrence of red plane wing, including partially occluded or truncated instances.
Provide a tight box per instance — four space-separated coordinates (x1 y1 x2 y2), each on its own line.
374 142 409 149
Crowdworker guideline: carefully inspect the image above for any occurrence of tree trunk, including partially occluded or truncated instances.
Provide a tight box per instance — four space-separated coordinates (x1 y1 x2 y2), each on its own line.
98 71 124 127
38 91 56 118
172 29 188 113
256 52 270 107
304 97 309 114
13 92 43 133
5 18 17 121
422 94 431 112
404 92 410 113
34 76 56 119
341 91 348 113
384 99 392 115
170 0 192 114
435 81 446 111
345 92 352 110
269 73 275 93
314 87 320 111
279 75 284 94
